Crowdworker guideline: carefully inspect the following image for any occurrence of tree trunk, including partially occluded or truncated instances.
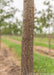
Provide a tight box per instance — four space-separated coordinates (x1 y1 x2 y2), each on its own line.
21 0 34 75
0 29 1 50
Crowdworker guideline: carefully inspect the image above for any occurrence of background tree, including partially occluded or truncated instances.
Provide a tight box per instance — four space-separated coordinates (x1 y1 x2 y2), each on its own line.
1 19 22 36
12 19 22 36
0 0 17 49
34 0 54 35
34 9 43 35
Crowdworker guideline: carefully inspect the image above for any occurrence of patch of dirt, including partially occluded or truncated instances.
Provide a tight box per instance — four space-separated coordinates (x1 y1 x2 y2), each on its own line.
34 46 54 58
0 43 21 75
5 38 54 59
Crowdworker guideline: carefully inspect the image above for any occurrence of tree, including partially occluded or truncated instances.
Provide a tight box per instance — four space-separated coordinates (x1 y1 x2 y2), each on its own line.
34 0 54 34
12 19 22 36
21 0 34 75
34 9 43 34
43 1 54 52
0 0 17 49
1 19 22 36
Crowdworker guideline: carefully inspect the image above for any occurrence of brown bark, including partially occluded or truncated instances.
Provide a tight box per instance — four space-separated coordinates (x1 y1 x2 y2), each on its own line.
21 0 34 75
0 29 1 50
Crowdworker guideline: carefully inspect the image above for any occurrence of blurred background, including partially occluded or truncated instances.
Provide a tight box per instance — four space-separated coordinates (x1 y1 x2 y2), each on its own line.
0 0 54 49
0 0 54 74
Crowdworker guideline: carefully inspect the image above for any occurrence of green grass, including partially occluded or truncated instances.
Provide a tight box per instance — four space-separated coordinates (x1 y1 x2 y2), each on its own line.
2 38 21 57
2 38 54 73
34 41 54 49
6 36 54 44
5 36 54 49
34 37 49 42
34 53 54 73
34 37 54 43
7 36 22 41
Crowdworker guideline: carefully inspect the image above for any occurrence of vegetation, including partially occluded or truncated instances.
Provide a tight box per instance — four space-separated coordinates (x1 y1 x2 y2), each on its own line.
2 38 54 73
6 36 54 49
0 0 54 74
34 0 54 34
0 0 17 49
0 0 54 36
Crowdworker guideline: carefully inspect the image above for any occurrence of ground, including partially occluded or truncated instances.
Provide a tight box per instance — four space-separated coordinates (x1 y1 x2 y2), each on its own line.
1 36 54 73
0 43 21 75
5 37 54 58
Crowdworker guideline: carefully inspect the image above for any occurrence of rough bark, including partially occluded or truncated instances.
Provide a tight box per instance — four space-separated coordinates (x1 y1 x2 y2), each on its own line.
0 29 1 50
21 0 34 75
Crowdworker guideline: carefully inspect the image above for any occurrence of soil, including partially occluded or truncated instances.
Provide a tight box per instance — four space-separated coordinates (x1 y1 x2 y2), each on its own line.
0 43 21 75
5 38 54 59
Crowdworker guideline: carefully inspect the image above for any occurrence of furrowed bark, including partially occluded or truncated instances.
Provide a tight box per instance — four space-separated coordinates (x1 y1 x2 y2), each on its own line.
0 29 1 50
21 0 34 75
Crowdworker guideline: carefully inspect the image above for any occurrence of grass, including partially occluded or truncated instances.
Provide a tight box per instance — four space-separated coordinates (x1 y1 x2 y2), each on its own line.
34 37 54 43
34 41 54 49
7 36 22 41
7 36 54 43
2 38 54 73
34 53 54 73
2 38 21 57
5 36 54 49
